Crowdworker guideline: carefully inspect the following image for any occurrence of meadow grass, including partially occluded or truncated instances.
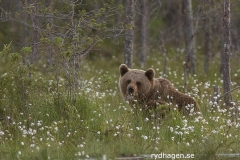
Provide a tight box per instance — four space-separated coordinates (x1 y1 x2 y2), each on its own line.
0 48 240 160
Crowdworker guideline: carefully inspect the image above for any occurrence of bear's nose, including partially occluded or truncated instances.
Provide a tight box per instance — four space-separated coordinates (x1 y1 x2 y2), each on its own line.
128 86 134 93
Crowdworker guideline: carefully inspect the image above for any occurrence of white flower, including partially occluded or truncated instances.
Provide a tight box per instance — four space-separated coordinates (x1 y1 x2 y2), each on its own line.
30 144 35 148
194 118 199 122
0 131 4 136
136 127 142 130
116 125 120 130
142 135 148 140
182 119 188 125
78 144 84 148
37 121 42 126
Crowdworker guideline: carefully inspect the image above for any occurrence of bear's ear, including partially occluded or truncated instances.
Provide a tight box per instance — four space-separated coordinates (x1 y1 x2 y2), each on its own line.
145 68 155 80
119 64 129 76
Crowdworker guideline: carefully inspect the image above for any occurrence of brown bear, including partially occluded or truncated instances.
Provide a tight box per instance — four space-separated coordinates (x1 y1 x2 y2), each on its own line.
119 64 201 116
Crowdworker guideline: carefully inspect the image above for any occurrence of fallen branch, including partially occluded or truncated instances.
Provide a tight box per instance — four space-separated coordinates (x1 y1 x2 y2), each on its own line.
217 86 240 102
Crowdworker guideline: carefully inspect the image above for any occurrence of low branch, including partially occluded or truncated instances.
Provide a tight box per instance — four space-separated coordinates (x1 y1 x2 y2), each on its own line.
217 86 240 101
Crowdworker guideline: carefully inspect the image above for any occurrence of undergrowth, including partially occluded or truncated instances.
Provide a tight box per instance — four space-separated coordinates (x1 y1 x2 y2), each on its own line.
0 44 240 160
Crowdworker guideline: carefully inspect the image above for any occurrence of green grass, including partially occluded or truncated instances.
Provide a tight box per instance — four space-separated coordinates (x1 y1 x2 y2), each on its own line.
0 47 240 160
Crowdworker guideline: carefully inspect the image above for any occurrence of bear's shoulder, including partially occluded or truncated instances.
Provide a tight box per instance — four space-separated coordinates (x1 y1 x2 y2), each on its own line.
154 77 173 86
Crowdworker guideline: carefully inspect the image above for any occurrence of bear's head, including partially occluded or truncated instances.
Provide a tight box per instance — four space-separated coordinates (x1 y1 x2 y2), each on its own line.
119 64 155 102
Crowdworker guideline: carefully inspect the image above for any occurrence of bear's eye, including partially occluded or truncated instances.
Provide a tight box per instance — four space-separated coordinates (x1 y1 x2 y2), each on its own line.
136 81 141 86
127 80 131 84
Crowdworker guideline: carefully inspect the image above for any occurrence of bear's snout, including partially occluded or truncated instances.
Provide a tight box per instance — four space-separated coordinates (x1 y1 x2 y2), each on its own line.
128 86 134 93
126 85 137 101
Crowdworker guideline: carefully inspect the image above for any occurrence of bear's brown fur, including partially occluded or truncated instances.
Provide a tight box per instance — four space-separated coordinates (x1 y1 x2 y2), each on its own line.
119 64 200 115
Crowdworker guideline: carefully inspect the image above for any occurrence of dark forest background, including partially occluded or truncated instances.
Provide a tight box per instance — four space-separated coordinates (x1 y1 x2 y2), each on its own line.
1 0 239 66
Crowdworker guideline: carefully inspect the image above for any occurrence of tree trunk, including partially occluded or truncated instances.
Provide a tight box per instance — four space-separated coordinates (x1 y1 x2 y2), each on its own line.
182 0 196 90
124 0 135 69
30 3 40 63
21 0 28 64
45 0 54 65
160 33 167 77
183 0 196 74
221 0 232 108
204 13 211 74
139 0 148 68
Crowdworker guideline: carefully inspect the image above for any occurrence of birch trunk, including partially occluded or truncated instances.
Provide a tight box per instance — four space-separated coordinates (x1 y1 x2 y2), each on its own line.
182 0 196 90
139 0 148 68
124 0 134 68
221 0 232 108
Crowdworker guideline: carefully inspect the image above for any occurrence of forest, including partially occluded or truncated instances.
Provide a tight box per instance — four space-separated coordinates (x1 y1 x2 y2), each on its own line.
0 0 240 159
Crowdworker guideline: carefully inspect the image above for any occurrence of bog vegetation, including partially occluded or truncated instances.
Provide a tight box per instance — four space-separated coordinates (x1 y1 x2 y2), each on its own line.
0 43 240 159
0 0 240 160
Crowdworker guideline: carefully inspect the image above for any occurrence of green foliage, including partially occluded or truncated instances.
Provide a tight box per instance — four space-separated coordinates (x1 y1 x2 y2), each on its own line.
20 47 32 54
